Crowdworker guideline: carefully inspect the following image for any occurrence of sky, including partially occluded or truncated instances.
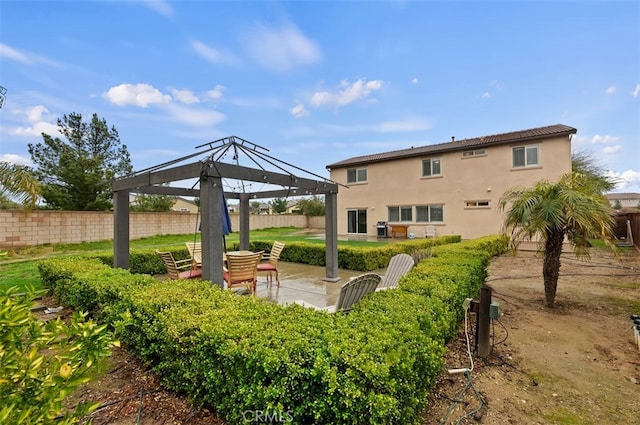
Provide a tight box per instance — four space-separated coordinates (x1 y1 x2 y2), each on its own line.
1 0 639 194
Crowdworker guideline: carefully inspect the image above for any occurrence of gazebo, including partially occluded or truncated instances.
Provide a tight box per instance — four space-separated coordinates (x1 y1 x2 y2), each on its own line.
111 136 341 287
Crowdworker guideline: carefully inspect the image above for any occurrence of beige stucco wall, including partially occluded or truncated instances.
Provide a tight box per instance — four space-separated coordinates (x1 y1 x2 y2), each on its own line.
0 211 316 249
330 135 572 239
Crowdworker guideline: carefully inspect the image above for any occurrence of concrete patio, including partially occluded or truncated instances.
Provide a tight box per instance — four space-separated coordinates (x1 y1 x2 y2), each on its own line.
253 261 385 308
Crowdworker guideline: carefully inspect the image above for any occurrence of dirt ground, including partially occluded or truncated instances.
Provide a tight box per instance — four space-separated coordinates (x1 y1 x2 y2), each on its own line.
424 248 640 425
58 248 640 424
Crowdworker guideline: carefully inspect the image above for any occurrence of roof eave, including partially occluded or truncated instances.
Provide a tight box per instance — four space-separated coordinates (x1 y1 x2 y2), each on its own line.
326 126 577 170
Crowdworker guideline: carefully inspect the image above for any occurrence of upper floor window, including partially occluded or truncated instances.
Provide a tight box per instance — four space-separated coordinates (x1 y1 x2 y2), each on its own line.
388 206 412 222
416 205 444 223
465 200 490 208
347 167 367 183
422 158 441 177
462 149 485 158
512 145 539 168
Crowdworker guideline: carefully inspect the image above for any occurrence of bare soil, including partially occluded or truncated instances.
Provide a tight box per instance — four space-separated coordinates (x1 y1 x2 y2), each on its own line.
56 249 639 424
424 248 640 425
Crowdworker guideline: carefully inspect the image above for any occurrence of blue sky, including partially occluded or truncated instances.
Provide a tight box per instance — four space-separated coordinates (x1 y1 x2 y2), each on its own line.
1 0 639 193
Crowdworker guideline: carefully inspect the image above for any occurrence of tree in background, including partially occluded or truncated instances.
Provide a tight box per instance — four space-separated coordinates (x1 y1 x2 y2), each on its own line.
571 151 618 192
270 198 288 214
130 193 176 212
250 201 261 214
0 162 41 210
499 172 615 308
297 195 325 216
612 200 623 210
28 113 132 211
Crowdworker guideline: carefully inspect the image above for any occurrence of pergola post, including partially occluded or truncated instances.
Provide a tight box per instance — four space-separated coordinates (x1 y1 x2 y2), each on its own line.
113 189 130 269
324 192 340 282
200 175 225 287
239 193 250 250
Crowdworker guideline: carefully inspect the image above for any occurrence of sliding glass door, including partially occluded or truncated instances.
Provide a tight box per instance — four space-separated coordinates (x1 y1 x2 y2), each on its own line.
347 209 367 234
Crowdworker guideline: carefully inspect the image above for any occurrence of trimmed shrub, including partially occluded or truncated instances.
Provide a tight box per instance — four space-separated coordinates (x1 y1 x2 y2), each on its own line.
37 234 508 424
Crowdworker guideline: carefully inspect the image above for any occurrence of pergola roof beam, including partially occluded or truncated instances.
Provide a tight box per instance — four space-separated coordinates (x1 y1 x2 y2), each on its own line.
134 186 200 197
204 162 338 193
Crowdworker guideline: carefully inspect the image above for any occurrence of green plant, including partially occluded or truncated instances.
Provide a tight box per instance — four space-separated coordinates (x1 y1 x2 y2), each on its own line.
37 235 509 424
0 287 117 424
499 172 615 308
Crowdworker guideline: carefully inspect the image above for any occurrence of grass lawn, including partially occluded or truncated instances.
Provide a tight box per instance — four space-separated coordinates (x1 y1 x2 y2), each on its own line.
0 227 388 292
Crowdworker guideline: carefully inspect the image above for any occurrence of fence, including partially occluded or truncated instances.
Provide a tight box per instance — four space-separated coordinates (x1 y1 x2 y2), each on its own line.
0 210 325 249
614 211 640 251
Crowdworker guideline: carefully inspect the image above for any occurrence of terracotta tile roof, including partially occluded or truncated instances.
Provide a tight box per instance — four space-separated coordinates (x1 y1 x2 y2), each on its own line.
605 193 640 200
326 124 577 169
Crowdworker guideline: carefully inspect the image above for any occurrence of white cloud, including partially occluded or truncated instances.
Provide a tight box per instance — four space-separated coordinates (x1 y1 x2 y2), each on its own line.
190 39 238 66
141 0 173 18
0 153 32 166
321 116 432 134
310 79 383 108
25 105 54 123
412 77 419 84
164 103 226 127
227 97 282 108
103 83 171 107
490 80 504 90
243 23 321 73
608 169 640 192
171 89 199 104
633 83 640 98
605 86 616 94
290 103 309 118
0 43 62 68
481 92 491 98
0 43 31 63
602 145 622 154
376 118 432 132
205 85 225 100
591 134 619 144
8 105 61 137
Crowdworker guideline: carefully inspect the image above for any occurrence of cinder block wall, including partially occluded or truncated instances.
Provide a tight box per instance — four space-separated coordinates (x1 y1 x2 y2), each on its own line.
0 211 320 249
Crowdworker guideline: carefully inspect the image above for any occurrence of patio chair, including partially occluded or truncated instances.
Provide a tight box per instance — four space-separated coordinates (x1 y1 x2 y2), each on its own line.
156 250 202 280
424 225 436 238
224 251 264 297
184 241 202 268
376 253 415 291
257 241 285 286
295 273 381 314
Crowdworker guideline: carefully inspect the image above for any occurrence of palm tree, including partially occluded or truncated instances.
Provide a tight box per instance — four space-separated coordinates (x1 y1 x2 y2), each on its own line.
498 172 615 308
0 162 41 210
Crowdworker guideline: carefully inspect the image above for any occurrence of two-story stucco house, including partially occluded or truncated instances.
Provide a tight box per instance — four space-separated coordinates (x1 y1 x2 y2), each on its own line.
326 124 577 240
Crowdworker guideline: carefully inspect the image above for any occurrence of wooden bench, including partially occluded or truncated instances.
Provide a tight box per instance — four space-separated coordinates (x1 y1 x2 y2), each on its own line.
390 225 409 238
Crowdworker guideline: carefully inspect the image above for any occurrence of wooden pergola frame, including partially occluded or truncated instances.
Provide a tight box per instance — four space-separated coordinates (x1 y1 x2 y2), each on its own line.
111 138 341 287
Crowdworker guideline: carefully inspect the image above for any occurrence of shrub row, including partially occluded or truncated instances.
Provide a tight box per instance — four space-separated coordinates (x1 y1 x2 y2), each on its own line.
38 234 508 425
90 235 461 276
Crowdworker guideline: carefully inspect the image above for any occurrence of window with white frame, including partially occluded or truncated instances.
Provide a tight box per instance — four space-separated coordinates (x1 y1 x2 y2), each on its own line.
422 158 441 177
465 200 490 208
416 205 444 223
347 167 367 183
388 206 412 222
512 145 539 168
462 149 485 157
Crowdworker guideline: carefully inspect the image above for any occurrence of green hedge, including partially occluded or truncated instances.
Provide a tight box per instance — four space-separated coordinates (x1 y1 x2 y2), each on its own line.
38 234 508 425
88 235 461 277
